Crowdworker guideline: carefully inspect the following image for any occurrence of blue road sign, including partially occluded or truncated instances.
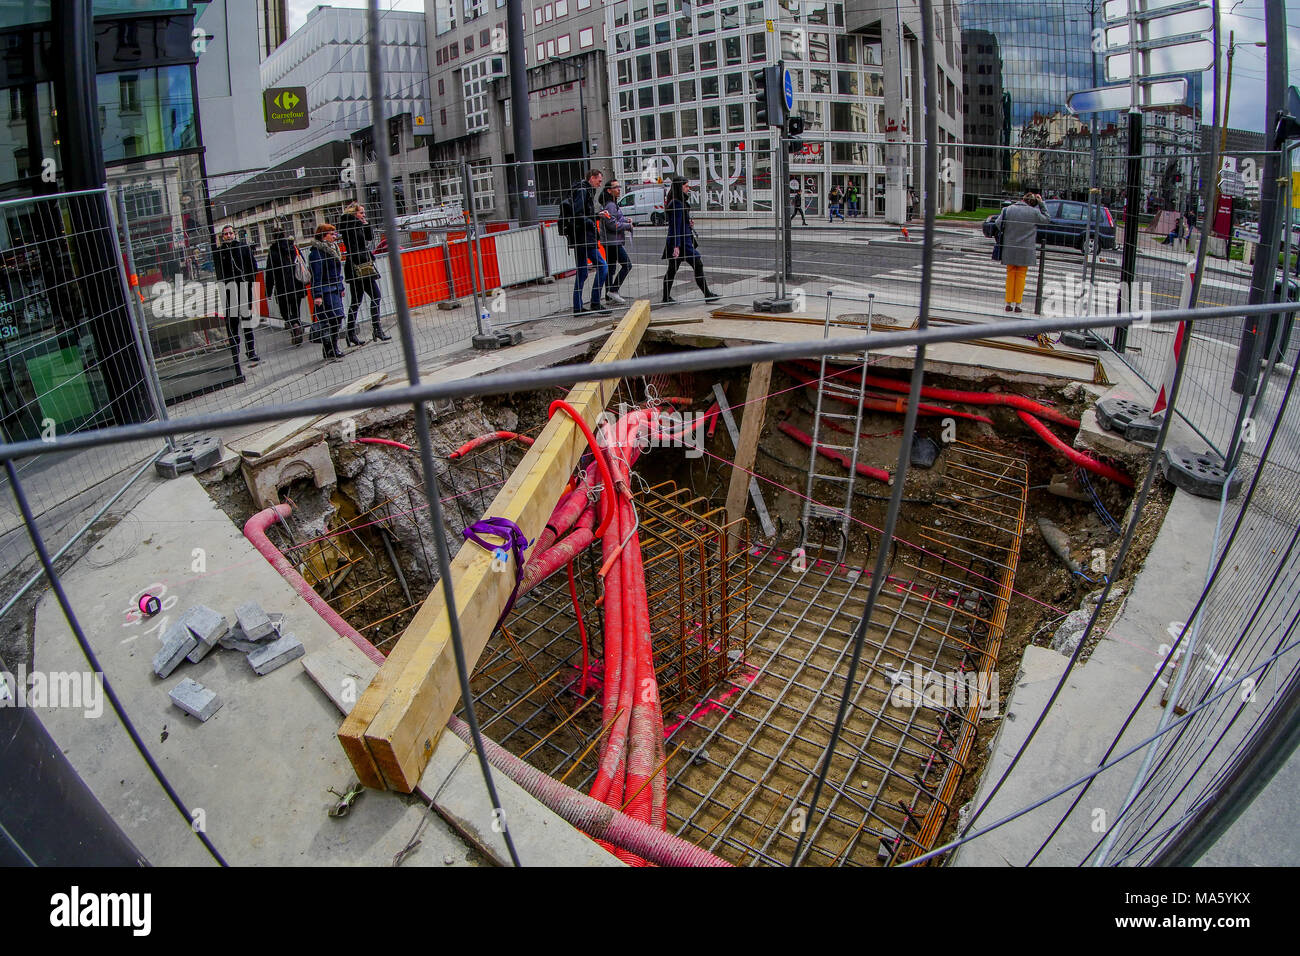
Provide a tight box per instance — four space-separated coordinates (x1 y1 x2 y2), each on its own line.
783 69 794 111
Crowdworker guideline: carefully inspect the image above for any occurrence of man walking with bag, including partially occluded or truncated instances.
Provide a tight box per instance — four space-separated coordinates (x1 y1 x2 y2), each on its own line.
214 223 259 371
569 168 609 314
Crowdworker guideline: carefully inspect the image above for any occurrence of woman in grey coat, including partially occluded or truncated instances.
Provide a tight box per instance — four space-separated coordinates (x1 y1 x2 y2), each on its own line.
996 193 1050 312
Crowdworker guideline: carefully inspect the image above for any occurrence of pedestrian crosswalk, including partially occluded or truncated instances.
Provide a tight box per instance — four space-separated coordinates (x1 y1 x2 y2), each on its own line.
838 250 1250 318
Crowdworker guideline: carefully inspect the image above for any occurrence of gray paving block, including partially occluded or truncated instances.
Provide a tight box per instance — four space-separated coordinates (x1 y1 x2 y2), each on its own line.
218 613 282 653
152 619 198 679
247 633 305 676
183 605 229 663
168 678 222 722
234 601 275 642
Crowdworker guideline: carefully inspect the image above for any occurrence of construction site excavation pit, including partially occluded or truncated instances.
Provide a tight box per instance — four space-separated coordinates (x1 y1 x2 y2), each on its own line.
204 339 1166 867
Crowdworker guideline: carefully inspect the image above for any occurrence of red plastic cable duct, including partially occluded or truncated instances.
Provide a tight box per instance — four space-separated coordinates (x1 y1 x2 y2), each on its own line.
353 437 414 451
1016 410 1134 488
784 360 1081 429
243 504 385 666
447 431 536 459
550 399 617 539
780 364 993 424
777 422 893 485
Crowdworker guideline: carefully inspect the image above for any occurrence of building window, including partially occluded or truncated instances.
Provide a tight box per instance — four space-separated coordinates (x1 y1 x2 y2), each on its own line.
536 42 545 60
578 0 590 8
464 57 494 132
556 0 568 15
558 34 570 54
534 7 542 25
465 34 474 52
439 78 445 95
545 3 553 21
299 211 315 238
481 28 490 45
451 42 459 58
119 75 140 113
546 39 555 56
579 26 594 47
441 108 447 124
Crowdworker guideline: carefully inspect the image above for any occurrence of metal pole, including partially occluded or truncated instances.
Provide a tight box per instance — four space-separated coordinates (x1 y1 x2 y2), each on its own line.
461 161 489 339
579 61 589 165
1116 108 1142 352
1034 239 1046 315
110 188 175 450
507 0 538 226
1232 4 1288 400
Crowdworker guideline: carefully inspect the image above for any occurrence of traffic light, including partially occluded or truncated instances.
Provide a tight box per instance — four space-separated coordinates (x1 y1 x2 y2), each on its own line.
753 64 783 128
786 113 804 153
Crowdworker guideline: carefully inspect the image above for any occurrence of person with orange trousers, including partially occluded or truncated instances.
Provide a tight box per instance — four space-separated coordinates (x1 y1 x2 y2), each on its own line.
994 192 1050 313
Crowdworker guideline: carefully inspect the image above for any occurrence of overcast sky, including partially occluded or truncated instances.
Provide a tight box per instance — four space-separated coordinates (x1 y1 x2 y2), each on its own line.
286 0 1300 133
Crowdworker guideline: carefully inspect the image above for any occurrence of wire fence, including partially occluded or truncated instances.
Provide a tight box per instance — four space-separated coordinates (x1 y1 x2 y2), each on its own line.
0 188 168 606
4 0 1300 867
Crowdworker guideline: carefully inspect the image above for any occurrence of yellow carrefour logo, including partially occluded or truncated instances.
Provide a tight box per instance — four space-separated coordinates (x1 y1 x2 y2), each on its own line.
274 90 300 111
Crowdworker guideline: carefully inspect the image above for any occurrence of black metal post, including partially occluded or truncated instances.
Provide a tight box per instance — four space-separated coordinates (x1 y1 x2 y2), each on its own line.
1231 1 1289 399
507 0 538 225
1115 109 1143 351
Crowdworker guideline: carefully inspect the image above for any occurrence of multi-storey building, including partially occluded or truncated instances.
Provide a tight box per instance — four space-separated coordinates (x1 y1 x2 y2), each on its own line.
212 5 431 251
604 0 964 221
424 0 614 217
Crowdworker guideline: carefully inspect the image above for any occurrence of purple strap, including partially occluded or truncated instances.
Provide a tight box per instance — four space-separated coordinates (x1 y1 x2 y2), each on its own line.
463 517 530 628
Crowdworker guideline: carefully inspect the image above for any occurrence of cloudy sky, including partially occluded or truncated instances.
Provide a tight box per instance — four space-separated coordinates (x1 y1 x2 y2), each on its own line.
286 0 1300 133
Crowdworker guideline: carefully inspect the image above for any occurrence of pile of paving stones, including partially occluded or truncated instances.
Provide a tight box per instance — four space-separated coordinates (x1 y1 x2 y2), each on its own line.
151 601 304 722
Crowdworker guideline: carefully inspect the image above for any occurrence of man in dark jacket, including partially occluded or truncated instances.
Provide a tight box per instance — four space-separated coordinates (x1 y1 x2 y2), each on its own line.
570 168 609 314
214 223 259 369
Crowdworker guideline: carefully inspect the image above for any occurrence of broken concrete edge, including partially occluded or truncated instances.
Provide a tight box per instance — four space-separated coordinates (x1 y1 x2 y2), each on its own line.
303 636 623 867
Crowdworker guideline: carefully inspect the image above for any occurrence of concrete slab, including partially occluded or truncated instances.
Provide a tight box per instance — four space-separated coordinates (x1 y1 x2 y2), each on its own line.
303 636 623 867
952 486 1300 867
33 475 476 867
653 317 1104 384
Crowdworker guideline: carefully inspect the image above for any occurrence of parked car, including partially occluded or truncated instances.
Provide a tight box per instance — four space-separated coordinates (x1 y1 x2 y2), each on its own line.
618 183 667 226
984 199 1116 255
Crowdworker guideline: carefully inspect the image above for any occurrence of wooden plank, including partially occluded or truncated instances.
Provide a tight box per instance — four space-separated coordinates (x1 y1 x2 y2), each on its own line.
340 302 651 791
234 372 388 459
724 362 773 548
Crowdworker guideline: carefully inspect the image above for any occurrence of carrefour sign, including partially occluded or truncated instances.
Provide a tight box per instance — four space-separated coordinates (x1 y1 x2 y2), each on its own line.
264 86 309 132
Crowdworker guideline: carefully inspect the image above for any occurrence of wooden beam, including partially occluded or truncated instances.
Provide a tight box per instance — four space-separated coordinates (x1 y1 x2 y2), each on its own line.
724 362 773 548
339 302 651 791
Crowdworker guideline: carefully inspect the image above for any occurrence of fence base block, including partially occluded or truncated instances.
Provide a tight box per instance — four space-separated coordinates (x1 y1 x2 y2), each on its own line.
156 436 222 479
472 329 523 350
1160 445 1245 500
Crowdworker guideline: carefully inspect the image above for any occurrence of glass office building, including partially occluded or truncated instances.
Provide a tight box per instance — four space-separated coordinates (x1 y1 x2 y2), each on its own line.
0 1 213 439
604 0 965 217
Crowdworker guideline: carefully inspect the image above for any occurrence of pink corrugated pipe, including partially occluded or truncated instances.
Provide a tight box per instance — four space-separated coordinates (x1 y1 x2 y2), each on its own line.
243 504 385 666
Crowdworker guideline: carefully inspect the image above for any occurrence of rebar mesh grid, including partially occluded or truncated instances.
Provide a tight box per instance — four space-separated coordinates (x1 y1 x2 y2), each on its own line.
661 442 1026 867
455 479 752 786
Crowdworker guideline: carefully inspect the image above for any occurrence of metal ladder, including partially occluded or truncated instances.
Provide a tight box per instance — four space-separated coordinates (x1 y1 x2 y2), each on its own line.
798 292 872 568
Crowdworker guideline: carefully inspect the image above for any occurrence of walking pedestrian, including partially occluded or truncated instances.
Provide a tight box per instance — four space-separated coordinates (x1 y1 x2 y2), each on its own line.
828 185 846 223
661 175 719 304
599 179 633 305
788 177 808 226
309 223 346 361
994 192 1050 313
264 222 307 347
214 223 259 371
338 201 390 345
847 183 860 218
569 168 610 314
1184 205 1197 250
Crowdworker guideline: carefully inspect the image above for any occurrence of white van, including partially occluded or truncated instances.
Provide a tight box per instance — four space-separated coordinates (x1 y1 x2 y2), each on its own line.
617 183 667 226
